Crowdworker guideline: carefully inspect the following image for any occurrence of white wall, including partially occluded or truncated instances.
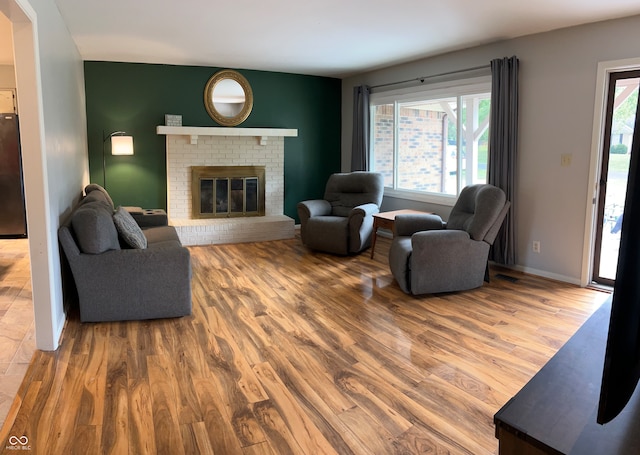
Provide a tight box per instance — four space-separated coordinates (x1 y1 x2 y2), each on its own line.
342 14 640 284
0 0 88 350
0 64 15 87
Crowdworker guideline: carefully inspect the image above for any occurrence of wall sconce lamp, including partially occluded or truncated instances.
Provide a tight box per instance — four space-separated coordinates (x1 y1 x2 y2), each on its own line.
102 130 134 189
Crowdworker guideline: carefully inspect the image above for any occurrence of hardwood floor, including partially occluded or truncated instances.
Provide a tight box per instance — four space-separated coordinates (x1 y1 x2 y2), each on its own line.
0 234 608 454
0 239 34 431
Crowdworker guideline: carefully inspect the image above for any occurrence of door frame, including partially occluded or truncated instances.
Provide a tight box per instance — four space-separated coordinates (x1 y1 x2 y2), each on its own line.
0 0 62 350
582 58 640 286
591 70 640 286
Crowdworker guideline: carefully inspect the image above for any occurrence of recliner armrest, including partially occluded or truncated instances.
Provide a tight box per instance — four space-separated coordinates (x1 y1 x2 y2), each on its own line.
411 229 470 251
395 214 445 236
297 199 332 218
349 202 380 219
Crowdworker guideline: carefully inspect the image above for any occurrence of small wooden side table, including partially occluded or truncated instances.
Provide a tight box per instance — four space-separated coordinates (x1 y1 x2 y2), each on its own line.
370 209 431 259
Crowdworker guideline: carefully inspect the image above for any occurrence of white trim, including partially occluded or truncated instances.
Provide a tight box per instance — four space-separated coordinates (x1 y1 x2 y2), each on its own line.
507 264 582 286
582 57 640 287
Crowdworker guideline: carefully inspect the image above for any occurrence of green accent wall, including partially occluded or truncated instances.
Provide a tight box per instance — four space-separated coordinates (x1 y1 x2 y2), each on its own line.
84 61 342 221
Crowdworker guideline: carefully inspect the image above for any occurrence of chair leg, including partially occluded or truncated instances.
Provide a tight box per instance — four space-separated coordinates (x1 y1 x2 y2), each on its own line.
484 261 490 283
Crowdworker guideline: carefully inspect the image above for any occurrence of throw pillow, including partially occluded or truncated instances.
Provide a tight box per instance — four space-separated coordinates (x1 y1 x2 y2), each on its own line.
113 206 147 249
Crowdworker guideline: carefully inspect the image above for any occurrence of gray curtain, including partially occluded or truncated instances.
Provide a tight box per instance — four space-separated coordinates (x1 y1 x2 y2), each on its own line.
488 56 518 265
351 85 371 171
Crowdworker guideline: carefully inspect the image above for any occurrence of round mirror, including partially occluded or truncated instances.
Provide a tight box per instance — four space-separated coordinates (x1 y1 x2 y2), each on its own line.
204 69 253 126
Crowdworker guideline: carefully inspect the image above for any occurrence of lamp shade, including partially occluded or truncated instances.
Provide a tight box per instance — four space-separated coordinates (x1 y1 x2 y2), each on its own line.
111 135 134 155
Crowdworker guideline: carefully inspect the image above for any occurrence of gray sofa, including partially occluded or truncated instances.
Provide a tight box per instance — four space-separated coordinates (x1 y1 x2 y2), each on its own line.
297 172 384 255
58 184 192 322
389 184 510 295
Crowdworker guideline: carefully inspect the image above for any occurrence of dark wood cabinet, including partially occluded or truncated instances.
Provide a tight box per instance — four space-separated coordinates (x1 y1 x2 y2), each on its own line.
494 297 640 455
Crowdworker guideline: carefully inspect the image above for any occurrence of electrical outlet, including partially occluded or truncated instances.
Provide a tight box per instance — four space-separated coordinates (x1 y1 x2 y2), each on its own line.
533 241 541 253
561 153 572 167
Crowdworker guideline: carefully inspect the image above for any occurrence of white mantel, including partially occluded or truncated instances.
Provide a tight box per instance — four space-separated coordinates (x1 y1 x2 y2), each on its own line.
157 125 298 145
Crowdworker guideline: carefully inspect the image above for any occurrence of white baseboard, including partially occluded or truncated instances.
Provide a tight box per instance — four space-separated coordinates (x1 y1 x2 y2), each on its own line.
495 263 582 286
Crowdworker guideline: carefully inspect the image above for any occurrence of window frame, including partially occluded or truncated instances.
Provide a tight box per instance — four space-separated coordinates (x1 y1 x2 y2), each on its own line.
369 75 492 206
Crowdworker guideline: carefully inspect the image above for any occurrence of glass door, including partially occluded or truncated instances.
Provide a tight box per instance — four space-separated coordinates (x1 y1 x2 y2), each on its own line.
593 71 640 285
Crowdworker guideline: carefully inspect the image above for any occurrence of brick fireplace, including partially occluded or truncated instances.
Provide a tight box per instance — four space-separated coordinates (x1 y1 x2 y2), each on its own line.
157 126 297 246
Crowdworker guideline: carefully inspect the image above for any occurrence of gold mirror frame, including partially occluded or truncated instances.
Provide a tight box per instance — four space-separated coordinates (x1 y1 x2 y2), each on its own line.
204 69 253 126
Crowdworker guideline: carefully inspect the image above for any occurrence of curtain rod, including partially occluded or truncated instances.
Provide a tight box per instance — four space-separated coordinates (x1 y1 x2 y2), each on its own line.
369 64 490 90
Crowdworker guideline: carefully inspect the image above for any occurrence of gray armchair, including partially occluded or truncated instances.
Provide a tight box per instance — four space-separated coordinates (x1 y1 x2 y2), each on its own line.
297 172 384 255
389 184 510 295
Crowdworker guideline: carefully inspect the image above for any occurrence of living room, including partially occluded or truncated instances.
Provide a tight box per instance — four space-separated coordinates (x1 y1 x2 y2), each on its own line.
3 1 640 351
1 0 640 453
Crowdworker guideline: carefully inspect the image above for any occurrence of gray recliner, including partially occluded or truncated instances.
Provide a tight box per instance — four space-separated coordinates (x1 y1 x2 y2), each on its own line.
297 172 384 255
389 184 510 295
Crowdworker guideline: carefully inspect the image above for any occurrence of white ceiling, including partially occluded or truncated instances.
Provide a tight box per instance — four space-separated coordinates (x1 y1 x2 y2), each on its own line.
2 1 640 77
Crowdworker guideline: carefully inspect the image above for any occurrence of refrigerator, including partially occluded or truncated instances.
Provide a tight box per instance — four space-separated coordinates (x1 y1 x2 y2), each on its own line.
0 113 27 238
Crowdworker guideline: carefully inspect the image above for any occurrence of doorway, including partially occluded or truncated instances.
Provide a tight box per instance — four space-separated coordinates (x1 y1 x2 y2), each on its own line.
592 70 640 286
0 9 35 428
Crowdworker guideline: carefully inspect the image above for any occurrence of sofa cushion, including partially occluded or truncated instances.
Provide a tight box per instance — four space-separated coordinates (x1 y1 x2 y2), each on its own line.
84 183 115 210
71 201 121 254
113 206 147 249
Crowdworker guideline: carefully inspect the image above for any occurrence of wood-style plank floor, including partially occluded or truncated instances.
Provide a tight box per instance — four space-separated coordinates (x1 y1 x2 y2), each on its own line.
0 234 609 454
0 239 34 430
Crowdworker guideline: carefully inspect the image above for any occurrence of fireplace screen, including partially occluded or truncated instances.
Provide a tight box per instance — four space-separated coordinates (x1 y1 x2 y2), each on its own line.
192 166 265 218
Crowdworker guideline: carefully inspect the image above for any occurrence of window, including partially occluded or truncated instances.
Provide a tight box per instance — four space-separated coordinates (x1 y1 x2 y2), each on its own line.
370 78 491 203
